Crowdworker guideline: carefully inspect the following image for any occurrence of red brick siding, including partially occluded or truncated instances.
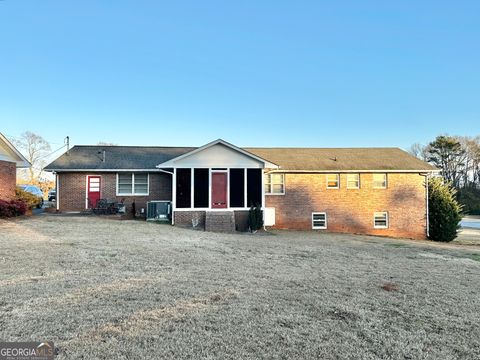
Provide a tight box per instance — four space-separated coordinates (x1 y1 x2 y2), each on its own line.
174 211 206 229
174 210 250 232
266 173 427 239
58 172 172 212
0 160 16 200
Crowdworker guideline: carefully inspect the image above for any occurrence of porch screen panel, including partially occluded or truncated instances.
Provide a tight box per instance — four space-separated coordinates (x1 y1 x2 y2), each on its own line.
247 169 262 207
176 168 191 208
229 168 245 207
194 168 209 208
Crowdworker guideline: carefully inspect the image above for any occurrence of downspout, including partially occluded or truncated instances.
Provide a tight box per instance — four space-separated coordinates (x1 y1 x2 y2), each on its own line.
420 172 430 238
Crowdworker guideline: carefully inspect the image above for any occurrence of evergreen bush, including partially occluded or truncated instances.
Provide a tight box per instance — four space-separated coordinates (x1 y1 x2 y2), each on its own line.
428 177 462 242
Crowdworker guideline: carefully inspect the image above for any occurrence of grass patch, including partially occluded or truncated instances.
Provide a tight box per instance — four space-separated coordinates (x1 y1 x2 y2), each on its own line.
1 216 479 359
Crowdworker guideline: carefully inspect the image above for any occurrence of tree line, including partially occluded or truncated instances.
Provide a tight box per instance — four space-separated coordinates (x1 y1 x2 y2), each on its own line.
409 135 480 214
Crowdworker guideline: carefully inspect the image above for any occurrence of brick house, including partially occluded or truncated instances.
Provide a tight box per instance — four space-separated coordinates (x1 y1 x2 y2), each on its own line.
45 139 437 239
0 132 30 200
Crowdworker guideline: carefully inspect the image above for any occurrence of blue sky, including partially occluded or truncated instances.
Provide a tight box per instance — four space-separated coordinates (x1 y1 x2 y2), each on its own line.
1 0 479 153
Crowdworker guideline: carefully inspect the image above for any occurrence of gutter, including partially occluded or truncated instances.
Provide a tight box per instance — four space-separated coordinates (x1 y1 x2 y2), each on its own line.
265 169 441 174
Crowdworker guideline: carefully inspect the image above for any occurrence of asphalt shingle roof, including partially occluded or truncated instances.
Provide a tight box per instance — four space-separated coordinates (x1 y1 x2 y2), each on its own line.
45 145 436 172
44 146 194 171
246 147 437 171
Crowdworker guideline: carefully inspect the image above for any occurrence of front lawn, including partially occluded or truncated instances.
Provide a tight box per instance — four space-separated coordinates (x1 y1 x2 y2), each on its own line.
1 216 479 359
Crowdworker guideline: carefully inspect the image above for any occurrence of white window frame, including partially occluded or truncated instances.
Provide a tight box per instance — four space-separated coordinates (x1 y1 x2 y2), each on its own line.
373 173 388 189
374 212 389 229
265 173 285 195
346 173 360 189
326 174 339 189
116 173 150 196
312 212 327 229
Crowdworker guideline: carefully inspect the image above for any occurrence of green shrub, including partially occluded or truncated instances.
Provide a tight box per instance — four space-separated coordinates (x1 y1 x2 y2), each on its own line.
428 177 463 242
248 204 263 232
15 187 41 209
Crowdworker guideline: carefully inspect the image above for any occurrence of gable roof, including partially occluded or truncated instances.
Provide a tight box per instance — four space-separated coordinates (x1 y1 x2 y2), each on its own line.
0 132 30 168
156 139 278 168
44 143 437 172
246 147 437 172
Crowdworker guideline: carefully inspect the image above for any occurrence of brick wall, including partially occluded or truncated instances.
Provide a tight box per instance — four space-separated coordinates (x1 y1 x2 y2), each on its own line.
174 210 250 232
0 160 16 200
266 173 427 239
58 172 172 213
174 210 206 229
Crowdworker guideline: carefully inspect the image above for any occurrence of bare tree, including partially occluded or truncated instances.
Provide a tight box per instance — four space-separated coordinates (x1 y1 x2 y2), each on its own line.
12 131 51 182
461 136 480 188
408 143 428 161
97 141 118 146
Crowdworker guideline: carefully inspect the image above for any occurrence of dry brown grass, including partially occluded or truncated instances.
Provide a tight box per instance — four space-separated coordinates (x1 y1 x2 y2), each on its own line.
1 215 480 359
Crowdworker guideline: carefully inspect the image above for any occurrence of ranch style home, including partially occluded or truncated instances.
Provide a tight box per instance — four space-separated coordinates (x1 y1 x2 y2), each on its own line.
45 139 437 239
0 132 30 200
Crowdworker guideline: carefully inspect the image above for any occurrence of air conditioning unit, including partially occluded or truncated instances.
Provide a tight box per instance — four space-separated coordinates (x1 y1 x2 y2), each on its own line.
146 201 172 222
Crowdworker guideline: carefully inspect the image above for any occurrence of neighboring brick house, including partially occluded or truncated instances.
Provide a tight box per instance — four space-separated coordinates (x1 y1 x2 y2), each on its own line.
0 133 30 200
45 139 437 239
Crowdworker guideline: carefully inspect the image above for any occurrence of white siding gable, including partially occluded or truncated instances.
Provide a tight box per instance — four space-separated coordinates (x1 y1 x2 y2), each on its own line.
169 143 264 168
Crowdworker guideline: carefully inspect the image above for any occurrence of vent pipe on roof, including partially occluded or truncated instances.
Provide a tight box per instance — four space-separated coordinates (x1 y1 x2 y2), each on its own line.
97 150 106 162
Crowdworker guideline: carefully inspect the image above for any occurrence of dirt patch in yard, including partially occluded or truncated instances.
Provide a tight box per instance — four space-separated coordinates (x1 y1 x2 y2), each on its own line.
1 215 479 359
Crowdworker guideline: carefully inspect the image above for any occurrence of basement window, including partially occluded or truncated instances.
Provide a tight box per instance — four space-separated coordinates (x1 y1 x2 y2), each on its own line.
326 174 339 189
117 173 149 196
265 173 285 195
374 212 389 229
312 213 327 229
347 174 360 189
373 173 387 189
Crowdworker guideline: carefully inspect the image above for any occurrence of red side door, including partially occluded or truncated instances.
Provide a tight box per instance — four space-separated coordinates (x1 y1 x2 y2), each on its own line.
87 176 101 208
211 172 227 208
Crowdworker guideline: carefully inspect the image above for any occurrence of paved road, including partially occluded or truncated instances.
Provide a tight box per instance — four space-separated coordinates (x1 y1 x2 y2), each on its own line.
461 216 480 229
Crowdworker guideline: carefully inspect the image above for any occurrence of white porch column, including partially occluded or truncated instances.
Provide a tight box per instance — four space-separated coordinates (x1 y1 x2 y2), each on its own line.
56 173 59 211
172 168 176 225
208 168 212 209
244 168 248 208
261 168 265 209
190 168 194 209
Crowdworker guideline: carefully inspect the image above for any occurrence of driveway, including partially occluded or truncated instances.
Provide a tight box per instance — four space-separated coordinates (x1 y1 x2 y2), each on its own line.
1 215 479 359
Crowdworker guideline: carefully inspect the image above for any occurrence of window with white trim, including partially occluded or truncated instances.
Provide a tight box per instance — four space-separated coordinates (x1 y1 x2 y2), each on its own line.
373 173 387 188
374 212 388 228
312 212 327 229
326 174 339 189
347 173 360 189
117 173 149 195
265 173 285 195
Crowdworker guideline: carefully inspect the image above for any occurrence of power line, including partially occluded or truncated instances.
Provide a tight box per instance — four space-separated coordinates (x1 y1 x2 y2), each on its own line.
36 144 67 160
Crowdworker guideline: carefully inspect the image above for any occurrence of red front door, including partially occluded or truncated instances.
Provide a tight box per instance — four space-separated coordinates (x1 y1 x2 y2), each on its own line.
87 176 101 208
211 172 227 208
